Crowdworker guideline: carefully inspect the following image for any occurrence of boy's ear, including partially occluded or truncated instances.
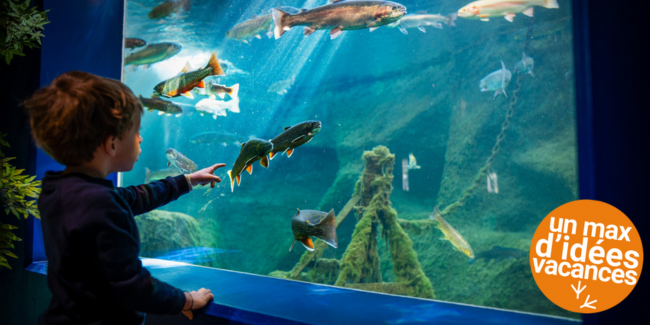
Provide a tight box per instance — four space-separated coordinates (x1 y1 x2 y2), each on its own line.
103 136 118 157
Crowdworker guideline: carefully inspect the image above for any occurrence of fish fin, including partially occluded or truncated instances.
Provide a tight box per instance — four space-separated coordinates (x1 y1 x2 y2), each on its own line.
479 14 489 18
240 142 246 151
369 27 379 32
330 27 343 39
292 135 305 143
502 89 508 98
367 19 380 28
316 209 338 248
493 89 501 98
181 91 194 99
446 13 458 27
183 0 191 10
330 0 346 3
206 51 225 76
266 31 273 39
209 94 216 100
229 83 239 100
255 34 262 39
217 92 226 99
283 126 291 131
300 238 315 251
500 60 507 90
167 161 171 167
242 40 248 44
522 7 534 17
269 151 276 160
271 8 290 39
260 155 269 168
181 61 193 74
157 111 165 115
418 26 426 33
236 174 241 186
504 13 515 22
246 164 252 175
197 80 205 89
480 18 489 21
144 64 151 70
286 148 294 157
289 240 297 252
528 71 535 77
543 0 559 9
212 115 217 120
398 25 408 35
175 114 181 117
227 170 234 192
200 113 204 116
432 23 443 29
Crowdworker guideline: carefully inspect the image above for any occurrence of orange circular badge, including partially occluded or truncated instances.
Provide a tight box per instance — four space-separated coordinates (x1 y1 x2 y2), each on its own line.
530 200 643 313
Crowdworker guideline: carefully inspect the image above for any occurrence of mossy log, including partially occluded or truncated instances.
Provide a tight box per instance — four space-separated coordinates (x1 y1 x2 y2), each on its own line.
335 146 435 299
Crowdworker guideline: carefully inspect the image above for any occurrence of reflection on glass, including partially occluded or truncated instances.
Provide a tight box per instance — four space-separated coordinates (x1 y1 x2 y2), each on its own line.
123 0 578 319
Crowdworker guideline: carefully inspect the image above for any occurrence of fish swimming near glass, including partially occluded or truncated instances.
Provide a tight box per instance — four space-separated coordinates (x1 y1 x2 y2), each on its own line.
387 11 457 35
125 38 146 50
219 59 249 76
271 0 407 40
145 167 181 183
138 95 183 116
227 139 274 192
514 52 535 77
226 6 302 42
469 246 527 264
195 96 240 119
154 51 225 99
269 120 322 160
408 153 420 170
124 42 181 69
458 0 559 22
290 208 338 252
148 0 192 19
189 131 251 147
267 76 295 95
197 81 240 100
430 206 475 259
479 61 511 98
166 148 198 174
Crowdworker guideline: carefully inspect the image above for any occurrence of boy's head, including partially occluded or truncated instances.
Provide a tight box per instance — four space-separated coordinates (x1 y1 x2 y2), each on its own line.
24 71 143 171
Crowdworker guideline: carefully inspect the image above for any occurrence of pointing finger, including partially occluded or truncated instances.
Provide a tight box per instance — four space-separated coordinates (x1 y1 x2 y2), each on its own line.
210 163 226 172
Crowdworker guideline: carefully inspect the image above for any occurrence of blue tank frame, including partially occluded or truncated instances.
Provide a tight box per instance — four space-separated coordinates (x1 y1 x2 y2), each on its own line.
24 0 634 323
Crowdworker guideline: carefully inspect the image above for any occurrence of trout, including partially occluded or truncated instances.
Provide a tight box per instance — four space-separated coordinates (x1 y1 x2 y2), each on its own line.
269 120 321 160
153 51 225 98
290 209 338 252
458 0 559 22
227 139 273 192
430 206 475 259
124 42 181 68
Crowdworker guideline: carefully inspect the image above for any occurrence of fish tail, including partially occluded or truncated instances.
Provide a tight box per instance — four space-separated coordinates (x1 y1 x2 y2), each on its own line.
446 13 458 27
316 209 338 249
543 0 559 9
271 8 290 39
206 51 225 76
229 83 240 100
227 170 234 192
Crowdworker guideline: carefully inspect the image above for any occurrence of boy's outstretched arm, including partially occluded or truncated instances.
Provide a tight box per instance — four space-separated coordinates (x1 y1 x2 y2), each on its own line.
116 163 225 215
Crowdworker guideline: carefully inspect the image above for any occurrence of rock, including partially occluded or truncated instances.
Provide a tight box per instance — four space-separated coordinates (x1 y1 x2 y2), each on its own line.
135 210 201 256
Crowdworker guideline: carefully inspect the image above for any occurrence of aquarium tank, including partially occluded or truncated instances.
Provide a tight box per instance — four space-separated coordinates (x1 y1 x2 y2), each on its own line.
122 0 578 319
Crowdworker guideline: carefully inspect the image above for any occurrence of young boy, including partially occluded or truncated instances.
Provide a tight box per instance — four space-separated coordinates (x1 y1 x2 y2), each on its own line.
24 71 221 324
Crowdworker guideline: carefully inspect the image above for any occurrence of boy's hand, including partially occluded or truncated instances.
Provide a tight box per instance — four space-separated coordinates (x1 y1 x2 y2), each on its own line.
182 288 214 320
187 163 226 188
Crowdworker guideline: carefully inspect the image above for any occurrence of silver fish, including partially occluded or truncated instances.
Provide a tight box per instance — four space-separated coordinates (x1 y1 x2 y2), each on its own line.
267 76 295 95
479 61 512 98
165 148 198 174
388 12 457 35
514 52 535 77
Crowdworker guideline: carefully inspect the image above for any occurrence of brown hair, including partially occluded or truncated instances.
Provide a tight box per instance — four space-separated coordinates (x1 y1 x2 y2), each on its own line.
24 71 143 166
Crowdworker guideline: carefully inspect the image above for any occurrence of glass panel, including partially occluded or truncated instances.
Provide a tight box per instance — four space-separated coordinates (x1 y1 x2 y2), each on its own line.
123 0 578 319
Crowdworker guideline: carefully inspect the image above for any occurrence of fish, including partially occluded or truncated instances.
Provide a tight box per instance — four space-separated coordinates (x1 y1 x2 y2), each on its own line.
289 208 338 252
387 12 457 35
198 81 240 100
407 153 420 170
219 59 249 76
153 51 225 98
165 148 198 174
138 95 183 116
513 52 535 77
271 0 407 40
469 246 527 264
189 131 251 147
145 167 181 183
458 0 559 22
148 0 192 19
226 6 302 42
125 38 146 50
124 42 182 68
430 206 474 259
269 120 322 160
195 96 240 119
267 76 295 95
226 139 274 192
487 170 498 193
401 158 409 191
479 61 511 98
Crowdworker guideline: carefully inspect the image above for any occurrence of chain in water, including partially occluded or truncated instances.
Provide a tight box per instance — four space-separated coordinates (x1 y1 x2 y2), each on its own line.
441 17 535 217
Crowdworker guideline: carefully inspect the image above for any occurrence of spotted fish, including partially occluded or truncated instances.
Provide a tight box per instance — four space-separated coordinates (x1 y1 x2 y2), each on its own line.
269 120 321 160
430 206 474 259
226 139 273 192
290 208 338 252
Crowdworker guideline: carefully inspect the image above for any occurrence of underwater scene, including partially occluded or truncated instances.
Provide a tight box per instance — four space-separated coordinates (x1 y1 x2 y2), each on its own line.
122 0 579 319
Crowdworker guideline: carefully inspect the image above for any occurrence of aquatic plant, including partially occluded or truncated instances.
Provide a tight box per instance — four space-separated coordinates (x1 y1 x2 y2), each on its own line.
0 0 49 64
0 133 41 270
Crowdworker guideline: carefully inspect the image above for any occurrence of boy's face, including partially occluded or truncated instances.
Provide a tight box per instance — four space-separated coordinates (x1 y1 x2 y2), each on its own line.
114 113 142 172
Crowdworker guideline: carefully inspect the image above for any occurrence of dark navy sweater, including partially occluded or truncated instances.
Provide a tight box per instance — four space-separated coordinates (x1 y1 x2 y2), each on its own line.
37 172 190 325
